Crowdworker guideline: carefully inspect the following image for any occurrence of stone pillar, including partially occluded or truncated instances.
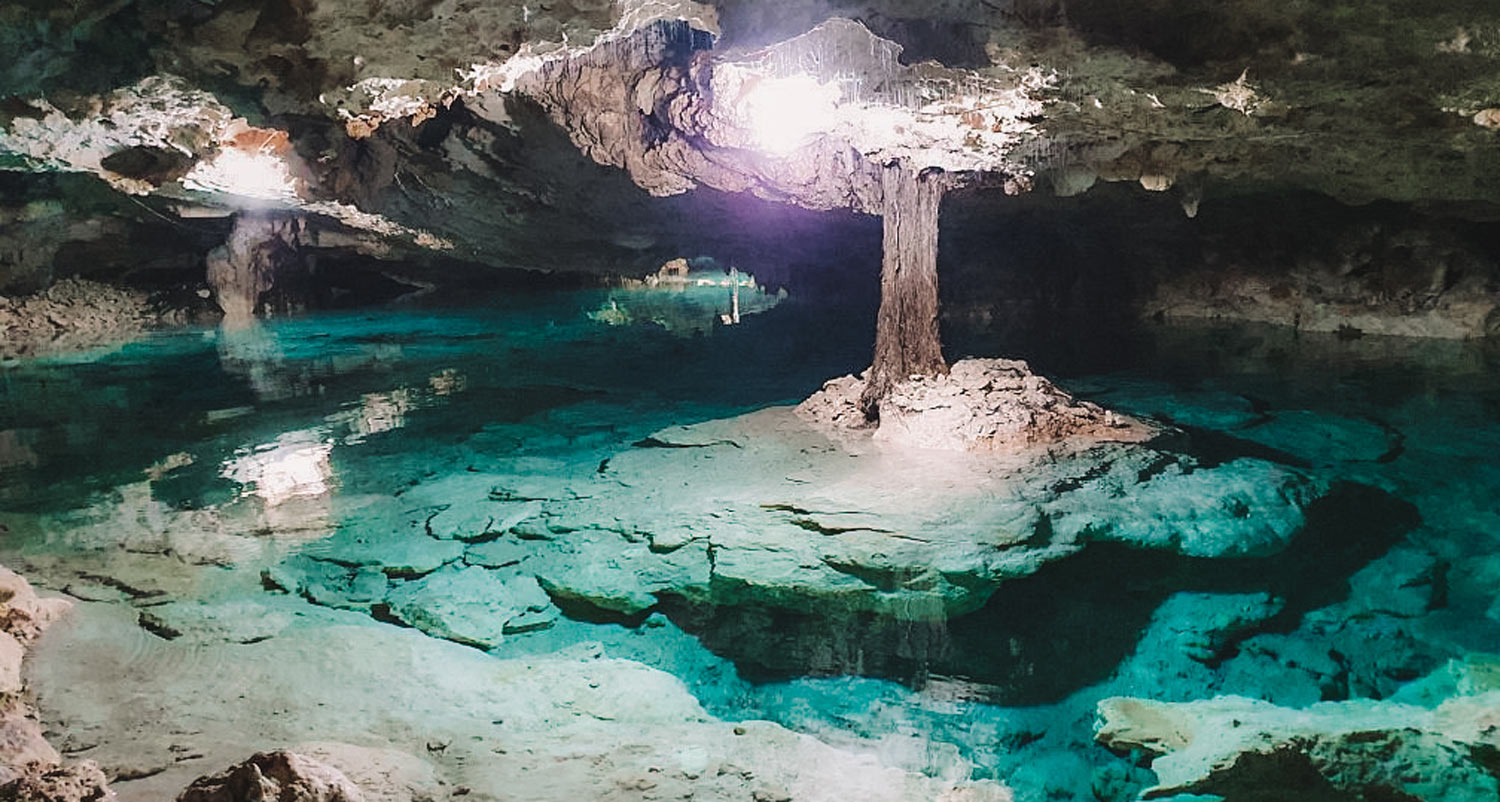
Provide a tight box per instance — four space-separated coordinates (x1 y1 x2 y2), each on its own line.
861 164 949 419
206 214 303 328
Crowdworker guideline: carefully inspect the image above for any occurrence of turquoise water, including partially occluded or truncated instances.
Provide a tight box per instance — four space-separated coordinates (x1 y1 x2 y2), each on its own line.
3 287 1498 800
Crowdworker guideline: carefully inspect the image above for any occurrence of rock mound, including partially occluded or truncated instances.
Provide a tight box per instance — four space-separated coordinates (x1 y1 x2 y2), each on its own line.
798 358 1158 452
176 751 363 802
0 279 169 360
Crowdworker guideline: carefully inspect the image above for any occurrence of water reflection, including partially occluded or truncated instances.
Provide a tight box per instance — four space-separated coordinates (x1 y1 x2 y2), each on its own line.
221 430 334 506
214 321 408 403
325 368 470 445
215 323 305 402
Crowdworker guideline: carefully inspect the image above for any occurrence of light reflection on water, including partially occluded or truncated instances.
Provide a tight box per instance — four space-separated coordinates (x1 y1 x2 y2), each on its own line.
221 430 335 506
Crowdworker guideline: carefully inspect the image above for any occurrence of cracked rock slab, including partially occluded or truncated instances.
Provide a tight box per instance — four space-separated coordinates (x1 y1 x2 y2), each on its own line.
384 566 558 648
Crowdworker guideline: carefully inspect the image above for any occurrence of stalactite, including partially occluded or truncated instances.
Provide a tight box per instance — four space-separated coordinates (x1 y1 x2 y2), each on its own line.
860 164 949 419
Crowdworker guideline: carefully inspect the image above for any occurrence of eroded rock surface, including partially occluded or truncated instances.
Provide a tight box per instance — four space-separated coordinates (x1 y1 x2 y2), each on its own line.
261 400 1319 637
176 751 364 802
0 279 179 360
1096 673 1500 801
30 600 1011 802
0 565 112 800
799 358 1159 451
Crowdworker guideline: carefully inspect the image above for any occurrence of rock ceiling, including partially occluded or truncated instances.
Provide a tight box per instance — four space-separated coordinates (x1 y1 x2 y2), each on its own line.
2 0 1499 275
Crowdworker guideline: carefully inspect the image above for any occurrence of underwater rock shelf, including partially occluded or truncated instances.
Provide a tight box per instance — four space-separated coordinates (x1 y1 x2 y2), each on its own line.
261 388 1320 644
17 583 1011 802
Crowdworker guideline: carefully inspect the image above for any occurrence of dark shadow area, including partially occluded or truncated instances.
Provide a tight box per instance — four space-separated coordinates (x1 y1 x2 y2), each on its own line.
661 481 1419 705
1191 746 1402 802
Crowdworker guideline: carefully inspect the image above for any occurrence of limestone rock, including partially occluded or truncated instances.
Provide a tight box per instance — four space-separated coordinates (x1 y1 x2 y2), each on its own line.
0 565 109 801
530 530 711 616
0 633 23 697
0 565 73 643
0 279 168 360
1096 690 1500 801
384 566 557 648
1141 222 1500 340
176 751 364 802
0 702 63 774
0 760 114 802
1046 456 1316 558
288 743 443 802
426 500 544 541
799 359 1159 453
33 604 1010 802
277 403 1321 628
301 535 464 579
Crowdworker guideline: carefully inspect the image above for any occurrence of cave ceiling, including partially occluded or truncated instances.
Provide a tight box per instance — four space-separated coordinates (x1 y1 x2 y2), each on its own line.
2 0 1499 278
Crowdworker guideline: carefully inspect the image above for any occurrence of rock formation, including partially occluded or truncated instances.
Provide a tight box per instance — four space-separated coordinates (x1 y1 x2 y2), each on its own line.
800 358 1158 451
1096 664 1500 801
1 3 1499 800
862 165 950 415
0 565 113 801
206 215 306 328
256 401 1316 636
1 0 1497 356
176 752 364 802
0 278 179 359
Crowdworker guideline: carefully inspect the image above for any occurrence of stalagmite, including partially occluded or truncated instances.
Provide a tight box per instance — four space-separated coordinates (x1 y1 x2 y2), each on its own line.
860 164 949 419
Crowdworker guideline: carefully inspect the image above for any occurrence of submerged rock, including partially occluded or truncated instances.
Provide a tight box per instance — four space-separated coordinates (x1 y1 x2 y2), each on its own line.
32 601 1011 802
273 396 1324 640
384 566 557 648
176 751 364 802
1096 684 1500 801
136 600 296 645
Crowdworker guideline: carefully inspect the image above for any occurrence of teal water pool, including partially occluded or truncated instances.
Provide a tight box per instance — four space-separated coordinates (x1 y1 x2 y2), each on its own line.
3 289 1498 801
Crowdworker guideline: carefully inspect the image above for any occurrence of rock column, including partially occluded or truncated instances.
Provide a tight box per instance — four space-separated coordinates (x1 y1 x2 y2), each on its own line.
206 214 303 328
861 164 949 418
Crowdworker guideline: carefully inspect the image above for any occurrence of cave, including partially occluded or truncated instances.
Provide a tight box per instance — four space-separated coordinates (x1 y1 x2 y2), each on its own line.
2 2 1500 802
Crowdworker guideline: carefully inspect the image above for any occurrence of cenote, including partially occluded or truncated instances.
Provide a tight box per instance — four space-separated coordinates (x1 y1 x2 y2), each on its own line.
3 3 1500 802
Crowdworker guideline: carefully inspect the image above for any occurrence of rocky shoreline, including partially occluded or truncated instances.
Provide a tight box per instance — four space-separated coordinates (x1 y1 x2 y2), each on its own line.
0 279 203 361
0 565 112 801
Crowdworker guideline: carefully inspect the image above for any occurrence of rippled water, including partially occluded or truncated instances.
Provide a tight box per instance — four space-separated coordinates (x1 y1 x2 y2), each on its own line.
3 283 1498 801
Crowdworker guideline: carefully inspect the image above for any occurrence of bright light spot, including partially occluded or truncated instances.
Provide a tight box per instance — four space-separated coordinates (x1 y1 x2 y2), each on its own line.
183 148 299 201
743 75 840 154
223 432 334 506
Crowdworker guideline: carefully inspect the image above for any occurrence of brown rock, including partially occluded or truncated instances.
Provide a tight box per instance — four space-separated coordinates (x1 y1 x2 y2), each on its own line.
0 633 23 696
0 760 113 802
176 752 364 802
0 702 63 775
799 359 1157 453
0 565 71 644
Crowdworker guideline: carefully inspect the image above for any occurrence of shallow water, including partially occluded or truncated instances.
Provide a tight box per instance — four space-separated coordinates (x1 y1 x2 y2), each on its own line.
3 286 1499 801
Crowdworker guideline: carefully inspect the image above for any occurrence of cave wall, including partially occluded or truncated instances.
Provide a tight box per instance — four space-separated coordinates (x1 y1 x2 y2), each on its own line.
939 185 1500 347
